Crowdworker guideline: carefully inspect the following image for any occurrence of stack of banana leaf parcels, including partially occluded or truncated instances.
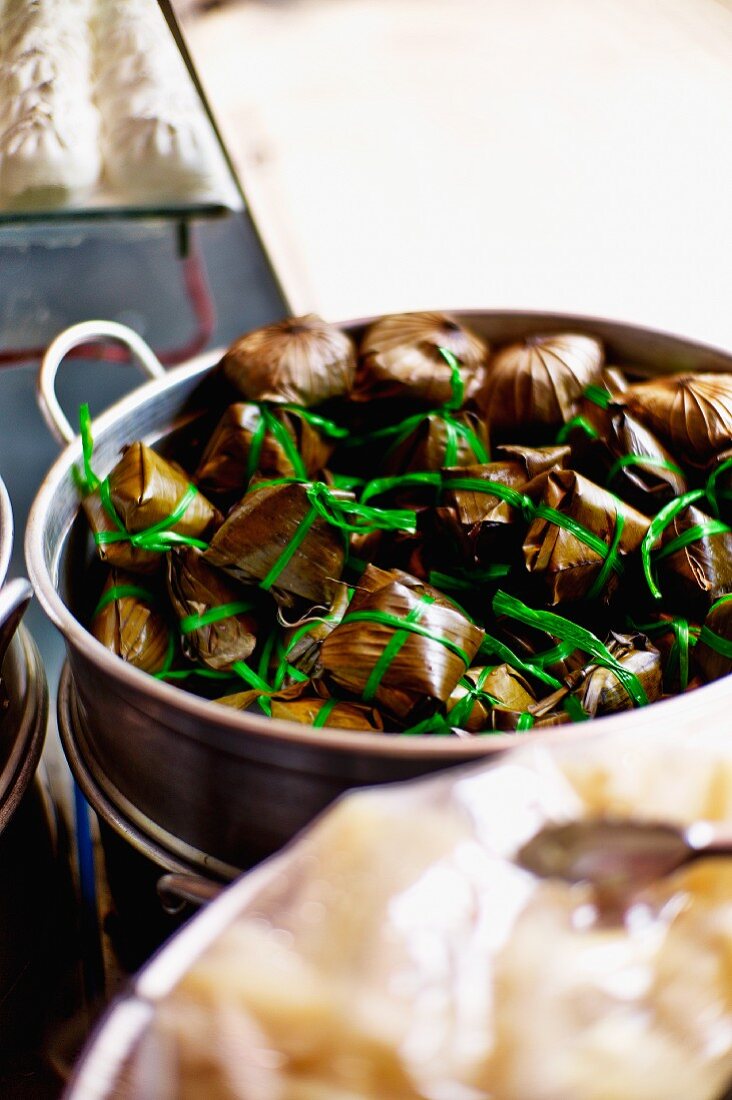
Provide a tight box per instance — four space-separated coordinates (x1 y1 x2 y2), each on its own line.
75 312 732 735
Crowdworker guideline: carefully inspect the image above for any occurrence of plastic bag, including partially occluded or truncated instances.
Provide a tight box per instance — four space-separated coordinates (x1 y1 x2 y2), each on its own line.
123 724 732 1100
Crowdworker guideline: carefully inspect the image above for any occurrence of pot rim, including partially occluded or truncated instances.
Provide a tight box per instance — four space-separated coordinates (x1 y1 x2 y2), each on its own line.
0 475 12 592
25 308 732 760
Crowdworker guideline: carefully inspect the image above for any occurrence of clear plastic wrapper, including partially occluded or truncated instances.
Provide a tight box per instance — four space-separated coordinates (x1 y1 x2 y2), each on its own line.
115 725 732 1100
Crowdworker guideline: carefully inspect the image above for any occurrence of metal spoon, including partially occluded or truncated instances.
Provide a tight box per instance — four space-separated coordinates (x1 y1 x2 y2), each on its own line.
517 818 732 895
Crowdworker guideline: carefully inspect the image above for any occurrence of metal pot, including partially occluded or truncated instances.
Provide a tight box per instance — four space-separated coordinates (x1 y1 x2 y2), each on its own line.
0 474 58 1052
57 661 223 970
26 313 732 871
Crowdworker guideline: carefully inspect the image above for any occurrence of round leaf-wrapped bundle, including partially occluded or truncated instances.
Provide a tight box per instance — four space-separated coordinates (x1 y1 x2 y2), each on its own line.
167 546 260 672
379 409 489 477
481 333 604 439
622 373 732 468
195 402 338 500
353 311 489 407
90 569 173 674
319 565 484 720
221 315 357 407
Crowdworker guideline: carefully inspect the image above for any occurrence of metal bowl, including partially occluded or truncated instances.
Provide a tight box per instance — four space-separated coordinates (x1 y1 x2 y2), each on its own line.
25 313 732 870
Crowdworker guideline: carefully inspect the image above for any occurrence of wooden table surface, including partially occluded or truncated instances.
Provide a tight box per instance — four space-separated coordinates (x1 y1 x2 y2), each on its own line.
177 0 732 349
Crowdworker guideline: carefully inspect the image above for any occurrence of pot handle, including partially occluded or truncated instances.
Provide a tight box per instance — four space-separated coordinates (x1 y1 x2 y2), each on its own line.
0 578 32 667
38 320 167 446
157 872 224 915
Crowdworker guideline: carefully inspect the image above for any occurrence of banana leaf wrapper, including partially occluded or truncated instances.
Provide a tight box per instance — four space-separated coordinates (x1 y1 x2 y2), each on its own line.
446 663 536 733
630 613 703 694
695 596 732 682
349 528 429 581
166 546 260 671
438 453 566 564
706 447 732 524
651 502 732 616
276 585 352 681
353 311 489 407
204 481 346 610
481 333 604 439
318 565 484 719
217 687 385 732
84 442 222 573
621 373 732 468
523 470 650 605
220 315 357 407
379 409 490 477
493 619 586 681
568 394 687 514
569 632 662 717
90 569 173 674
194 403 334 500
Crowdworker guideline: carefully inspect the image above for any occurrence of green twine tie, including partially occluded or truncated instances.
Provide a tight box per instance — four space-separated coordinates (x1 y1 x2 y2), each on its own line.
641 488 729 600
179 601 256 634
493 590 649 707
93 583 156 618
605 452 684 490
312 698 339 728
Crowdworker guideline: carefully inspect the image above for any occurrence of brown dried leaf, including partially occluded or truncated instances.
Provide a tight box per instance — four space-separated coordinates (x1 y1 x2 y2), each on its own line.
90 569 172 673
353 311 489 406
482 333 604 437
622 373 732 467
221 315 356 407
523 470 650 604
204 481 346 609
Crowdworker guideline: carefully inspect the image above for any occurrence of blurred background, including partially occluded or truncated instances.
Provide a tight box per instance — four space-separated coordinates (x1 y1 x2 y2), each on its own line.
175 0 732 345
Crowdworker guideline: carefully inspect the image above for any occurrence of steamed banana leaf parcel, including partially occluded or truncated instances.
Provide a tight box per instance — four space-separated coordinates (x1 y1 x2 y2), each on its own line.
319 565 484 720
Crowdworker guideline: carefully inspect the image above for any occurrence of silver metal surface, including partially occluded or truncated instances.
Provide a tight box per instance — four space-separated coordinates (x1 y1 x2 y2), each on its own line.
26 312 732 869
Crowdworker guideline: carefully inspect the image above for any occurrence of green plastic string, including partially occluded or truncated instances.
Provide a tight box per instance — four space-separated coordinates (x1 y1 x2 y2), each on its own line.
361 596 435 702
231 660 274 715
586 511 625 600
697 593 732 661
360 471 442 506
654 518 732 563
272 612 338 689
259 504 319 591
493 590 649 707
278 405 349 439
441 476 535 521
533 501 625 577
479 634 564 692
252 478 417 536
312 698 339 728
606 452 683 489
428 565 511 593
516 712 535 732
401 713 455 736
529 639 576 668
93 583 156 618
179 601 256 634
640 488 706 600
437 346 465 410
257 627 280 684
77 403 101 494
705 457 732 518
448 667 501 728
583 384 612 409
95 479 209 553
556 416 599 444
343 604 471 669
629 616 700 693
